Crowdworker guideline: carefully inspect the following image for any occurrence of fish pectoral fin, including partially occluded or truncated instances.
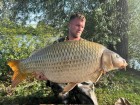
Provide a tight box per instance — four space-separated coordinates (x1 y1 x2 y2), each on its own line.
62 82 78 94
90 70 103 83
7 60 28 88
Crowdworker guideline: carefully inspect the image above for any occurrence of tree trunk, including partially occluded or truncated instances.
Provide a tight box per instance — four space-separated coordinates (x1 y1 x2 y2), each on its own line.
115 0 128 61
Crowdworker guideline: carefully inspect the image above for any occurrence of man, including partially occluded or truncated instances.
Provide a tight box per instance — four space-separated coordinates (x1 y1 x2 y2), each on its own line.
35 13 98 104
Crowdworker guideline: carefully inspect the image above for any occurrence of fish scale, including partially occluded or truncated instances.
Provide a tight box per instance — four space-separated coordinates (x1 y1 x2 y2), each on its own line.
24 40 106 83
8 39 127 90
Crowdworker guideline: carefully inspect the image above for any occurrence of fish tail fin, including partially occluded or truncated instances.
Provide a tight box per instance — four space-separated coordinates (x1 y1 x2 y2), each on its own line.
7 60 27 88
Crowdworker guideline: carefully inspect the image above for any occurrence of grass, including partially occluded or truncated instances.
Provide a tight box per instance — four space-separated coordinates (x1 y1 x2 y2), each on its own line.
96 69 140 105
0 68 140 105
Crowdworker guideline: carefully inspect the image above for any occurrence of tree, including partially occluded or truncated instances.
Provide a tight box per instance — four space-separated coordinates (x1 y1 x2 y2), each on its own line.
0 0 129 59
127 0 140 69
115 0 128 61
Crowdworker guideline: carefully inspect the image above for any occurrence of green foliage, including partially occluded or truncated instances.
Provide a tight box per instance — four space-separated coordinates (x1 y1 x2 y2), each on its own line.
83 1 121 48
2 0 128 60
0 80 54 104
128 0 140 62
0 0 126 48
0 19 57 77
10 80 51 97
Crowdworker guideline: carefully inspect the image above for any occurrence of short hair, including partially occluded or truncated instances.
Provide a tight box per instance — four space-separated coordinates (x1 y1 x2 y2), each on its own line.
69 13 86 22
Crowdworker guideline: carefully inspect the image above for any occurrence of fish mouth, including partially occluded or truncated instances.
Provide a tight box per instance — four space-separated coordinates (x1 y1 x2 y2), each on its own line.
120 63 128 70
120 66 126 70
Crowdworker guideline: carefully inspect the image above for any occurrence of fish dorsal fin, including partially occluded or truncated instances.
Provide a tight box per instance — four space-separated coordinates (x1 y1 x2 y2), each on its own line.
29 49 40 57
62 82 78 94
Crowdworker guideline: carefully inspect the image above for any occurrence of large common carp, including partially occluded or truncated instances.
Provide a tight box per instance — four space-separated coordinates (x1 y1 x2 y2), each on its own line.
8 39 127 93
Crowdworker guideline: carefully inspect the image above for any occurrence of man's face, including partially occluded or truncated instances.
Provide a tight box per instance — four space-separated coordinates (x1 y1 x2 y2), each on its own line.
68 17 85 38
